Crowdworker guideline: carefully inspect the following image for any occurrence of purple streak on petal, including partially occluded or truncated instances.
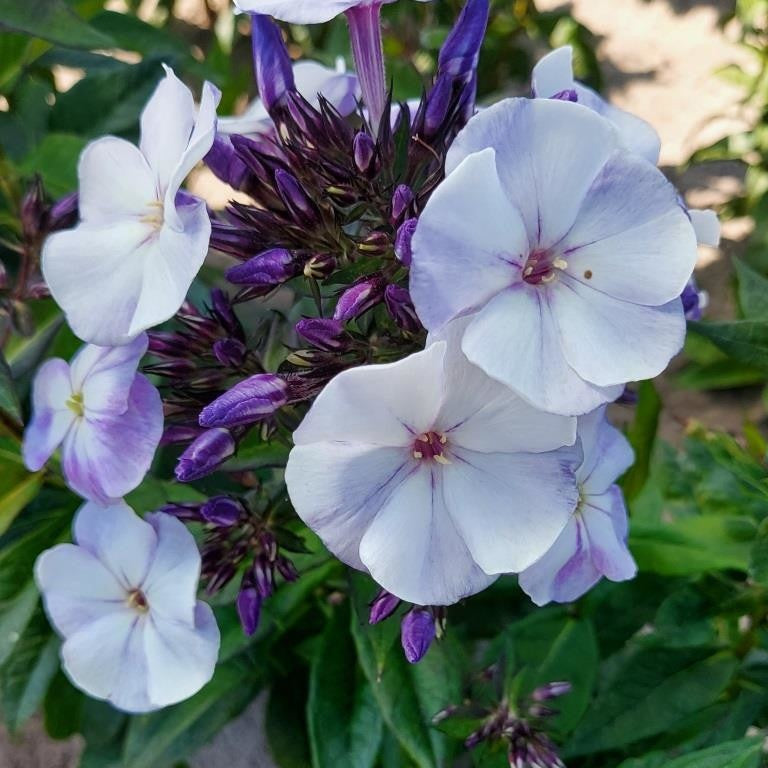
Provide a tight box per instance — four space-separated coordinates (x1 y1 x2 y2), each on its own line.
175 428 236 482
346 3 387 131
250 14 295 112
401 608 436 664
199 374 288 428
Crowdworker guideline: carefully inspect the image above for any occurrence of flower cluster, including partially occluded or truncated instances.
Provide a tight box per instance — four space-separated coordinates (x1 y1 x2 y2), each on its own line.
21 0 719 730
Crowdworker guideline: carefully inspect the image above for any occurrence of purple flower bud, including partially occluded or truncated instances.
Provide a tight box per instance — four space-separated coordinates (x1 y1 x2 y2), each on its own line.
531 681 572 702
295 318 348 352
213 338 247 368
250 14 295 112
205 135 250 190
160 501 205 521
210 288 242 336
391 184 414 224
226 248 299 287
276 557 299 582
438 0 489 80
49 192 78 232
0 261 7 291
333 277 386 322
358 231 391 256
303 254 337 280
253 555 275 599
395 218 418 266
201 496 244 527
552 89 578 102
199 374 288 428
20 177 46 241
401 608 436 664
682 277 707 321
210 223 259 258
275 170 318 224
161 425 205 446
175 428 236 482
237 585 262 637
369 589 401 624
424 74 453 137
385 285 422 334
353 131 377 174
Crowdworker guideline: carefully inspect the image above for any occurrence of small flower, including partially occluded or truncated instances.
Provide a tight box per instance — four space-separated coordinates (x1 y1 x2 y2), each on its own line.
35 501 220 713
410 98 699 415
401 607 436 663
285 325 579 606
519 407 637 605
532 45 661 164
22 335 162 502
42 66 221 346
199 374 288 429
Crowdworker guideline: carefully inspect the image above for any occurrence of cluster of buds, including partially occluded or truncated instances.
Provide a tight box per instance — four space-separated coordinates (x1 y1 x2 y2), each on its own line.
163 494 299 636
369 589 446 664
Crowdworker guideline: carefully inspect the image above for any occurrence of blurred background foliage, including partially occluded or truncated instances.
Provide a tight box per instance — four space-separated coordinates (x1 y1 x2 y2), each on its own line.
3 1 768 768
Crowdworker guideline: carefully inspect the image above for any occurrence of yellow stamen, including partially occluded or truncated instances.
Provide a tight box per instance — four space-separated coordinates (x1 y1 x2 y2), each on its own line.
66 392 84 418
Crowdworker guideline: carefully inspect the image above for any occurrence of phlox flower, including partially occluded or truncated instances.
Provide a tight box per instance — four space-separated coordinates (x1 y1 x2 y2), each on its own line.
410 97 699 416
233 0 429 24
285 328 580 606
22 335 162 502
519 407 637 604
35 501 219 713
42 66 221 346
218 59 360 136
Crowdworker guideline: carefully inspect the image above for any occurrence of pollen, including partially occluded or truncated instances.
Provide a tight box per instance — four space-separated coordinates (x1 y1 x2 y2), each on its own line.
552 257 568 271
140 199 165 229
66 391 85 418
412 431 450 463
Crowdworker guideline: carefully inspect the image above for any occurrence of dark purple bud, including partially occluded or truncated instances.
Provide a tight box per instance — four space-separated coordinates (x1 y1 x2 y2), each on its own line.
682 278 707 321
528 704 558 719
369 590 401 624
353 131 377 174
464 730 485 749
395 218 418 266
295 318 348 352
205 135 250 190
438 0 489 80
0 261 6 291
175 428 236 482
385 285 422 334
210 222 259 258
237 585 262 637
401 608 436 664
616 385 638 406
161 425 205 446
250 14 295 112
531 681 572 702
357 231 391 256
20 177 46 241
160 501 205 521
201 496 244 527
303 254 336 280
199 374 288 428
226 248 299 287
213 338 247 368
49 192 78 231
391 184 414 224
552 89 578 102
276 557 299 582
210 288 242 336
275 170 318 224
253 555 275 598
333 277 386 321
424 74 453 137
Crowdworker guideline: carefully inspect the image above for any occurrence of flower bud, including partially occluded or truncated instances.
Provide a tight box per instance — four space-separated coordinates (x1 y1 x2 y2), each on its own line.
295 318 348 352
424 74 453 137
303 254 336 280
438 0 489 80
253 555 275 599
250 14 295 112
385 285 421 334
682 278 708 321
237 585 262 637
20 176 46 241
395 218 418 266
552 89 578 102
333 277 386 322
391 184 414 224
401 608 436 664
201 496 244 527
48 192 78 232
161 425 205 446
213 338 247 368
0 261 7 291
199 374 288 429
276 557 299 582
531 681 572 702
160 501 205 521
275 170 318 224
226 248 299 287
353 131 377 174
357 231 391 256
369 589 401 624
175 428 236 482
205 135 250 190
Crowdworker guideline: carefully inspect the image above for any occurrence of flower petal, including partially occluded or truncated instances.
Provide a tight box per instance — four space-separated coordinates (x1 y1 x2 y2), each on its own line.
22 358 75 471
77 137 156 225
358 467 497 605
410 148 527 330
689 209 721 247
286 442 409 571
462 288 622 415
143 602 220 708
293 343 446 447
582 488 637 582
561 151 698 306
553 277 686 387
442 446 580 574
35 543 125 636
62 375 163 503
446 98 619 248
233 0 366 23
577 407 634 494
531 46 574 98
73 501 157 590
294 59 360 115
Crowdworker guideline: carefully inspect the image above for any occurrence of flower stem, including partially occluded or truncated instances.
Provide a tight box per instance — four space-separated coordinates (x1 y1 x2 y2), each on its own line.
346 3 387 133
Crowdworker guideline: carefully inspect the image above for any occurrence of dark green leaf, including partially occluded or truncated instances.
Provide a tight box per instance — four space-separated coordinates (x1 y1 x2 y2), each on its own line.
618 737 763 768
622 380 661 499
0 351 21 424
17 133 89 197
267 670 312 768
748 517 768 585
735 258 768 319
43 672 84 739
0 472 45 538
0 582 39 668
690 320 768 371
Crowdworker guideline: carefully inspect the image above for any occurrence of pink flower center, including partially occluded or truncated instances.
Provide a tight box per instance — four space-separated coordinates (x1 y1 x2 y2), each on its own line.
412 431 450 464
522 249 568 286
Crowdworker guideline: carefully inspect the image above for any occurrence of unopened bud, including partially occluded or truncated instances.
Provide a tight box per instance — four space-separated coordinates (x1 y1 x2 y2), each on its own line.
175 428 236 482
161 425 204 446
201 496 244 527
20 176 46 241
303 254 336 280
369 589 401 624
357 231 391 256
213 338 247 368
391 184 414 224
424 74 453 137
384 284 422 334
531 681 572 702
275 169 318 224
295 318 348 352
395 218 418 266
199 374 288 429
353 131 377 174
237 585 262 637
401 608 436 664
333 277 386 322
49 192 78 231
226 248 299 287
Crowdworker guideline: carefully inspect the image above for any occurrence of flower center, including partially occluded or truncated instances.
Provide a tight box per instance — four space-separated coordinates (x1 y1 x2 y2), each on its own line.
140 199 164 229
127 589 150 614
412 431 450 464
65 391 84 418
522 250 568 286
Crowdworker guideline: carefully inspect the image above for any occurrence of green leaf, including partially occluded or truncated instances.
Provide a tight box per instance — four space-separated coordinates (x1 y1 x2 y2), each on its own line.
0 351 21 424
308 602 383 768
18 133 89 198
0 472 45 537
0 582 39 668
0 0 115 50
267 670 312 768
735 258 768 319
748 517 768 585
566 647 737 756
690 320 768 371
622 380 661 499
618 737 763 768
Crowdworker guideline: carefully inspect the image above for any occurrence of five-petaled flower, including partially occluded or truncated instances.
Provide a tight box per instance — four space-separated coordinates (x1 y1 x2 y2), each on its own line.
22 335 163 503
42 66 221 346
285 326 580 606
519 406 638 605
410 97 699 416
35 501 220 713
